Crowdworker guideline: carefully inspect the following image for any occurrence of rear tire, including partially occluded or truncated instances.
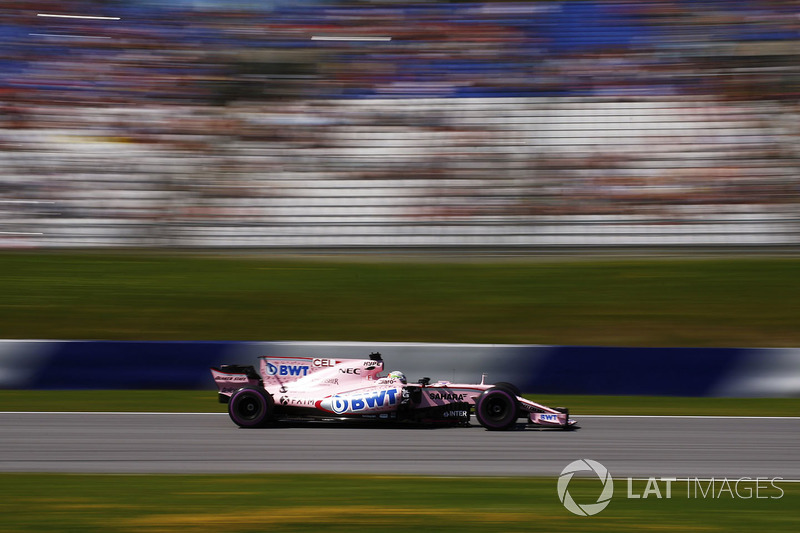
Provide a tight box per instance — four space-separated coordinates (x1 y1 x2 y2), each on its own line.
228 388 274 428
475 387 518 431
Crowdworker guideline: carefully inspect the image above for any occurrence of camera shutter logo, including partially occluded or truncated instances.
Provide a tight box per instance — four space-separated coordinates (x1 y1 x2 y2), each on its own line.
558 459 614 516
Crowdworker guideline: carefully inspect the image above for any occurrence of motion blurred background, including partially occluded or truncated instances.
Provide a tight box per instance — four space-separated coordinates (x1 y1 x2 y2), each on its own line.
2 0 799 250
3 7 800 530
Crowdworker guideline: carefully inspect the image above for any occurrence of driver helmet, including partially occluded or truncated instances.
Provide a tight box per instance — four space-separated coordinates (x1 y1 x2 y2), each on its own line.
387 370 407 384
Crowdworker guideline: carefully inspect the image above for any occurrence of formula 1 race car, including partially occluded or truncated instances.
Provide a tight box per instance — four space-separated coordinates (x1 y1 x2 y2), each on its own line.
211 353 576 430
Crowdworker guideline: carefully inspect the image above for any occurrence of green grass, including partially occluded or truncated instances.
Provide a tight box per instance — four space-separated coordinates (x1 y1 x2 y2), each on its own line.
0 473 796 532
0 390 219 413
0 252 799 347
1 390 798 417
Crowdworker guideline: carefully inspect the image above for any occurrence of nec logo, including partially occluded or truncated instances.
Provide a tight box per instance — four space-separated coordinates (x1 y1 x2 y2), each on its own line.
266 363 310 377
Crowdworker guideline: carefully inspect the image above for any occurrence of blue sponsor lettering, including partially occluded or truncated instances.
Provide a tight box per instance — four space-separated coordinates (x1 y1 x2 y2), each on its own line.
385 389 398 405
364 390 386 408
351 397 365 410
281 365 309 377
329 389 398 414
540 413 559 422
267 363 310 377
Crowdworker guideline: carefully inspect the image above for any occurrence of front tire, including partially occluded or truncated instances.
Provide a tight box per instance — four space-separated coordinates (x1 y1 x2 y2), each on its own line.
493 381 522 397
228 387 274 428
475 387 518 431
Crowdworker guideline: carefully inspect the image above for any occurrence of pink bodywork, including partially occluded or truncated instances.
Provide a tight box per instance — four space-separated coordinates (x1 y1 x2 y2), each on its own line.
211 355 576 427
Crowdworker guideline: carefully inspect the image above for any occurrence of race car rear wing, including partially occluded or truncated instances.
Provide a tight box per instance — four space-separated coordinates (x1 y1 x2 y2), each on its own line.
210 365 262 403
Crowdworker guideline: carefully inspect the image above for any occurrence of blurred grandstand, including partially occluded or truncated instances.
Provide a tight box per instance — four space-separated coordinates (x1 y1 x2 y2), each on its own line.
1 0 798 248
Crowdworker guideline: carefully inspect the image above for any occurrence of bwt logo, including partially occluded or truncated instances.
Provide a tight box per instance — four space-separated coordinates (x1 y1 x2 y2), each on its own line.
329 389 398 414
266 363 310 377
558 459 614 516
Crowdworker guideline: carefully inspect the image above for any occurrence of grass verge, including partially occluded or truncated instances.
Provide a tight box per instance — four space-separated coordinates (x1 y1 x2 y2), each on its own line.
0 252 799 347
1 390 798 417
0 473 796 532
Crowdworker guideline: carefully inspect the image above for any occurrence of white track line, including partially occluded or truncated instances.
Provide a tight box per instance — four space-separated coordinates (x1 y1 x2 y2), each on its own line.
37 14 121 20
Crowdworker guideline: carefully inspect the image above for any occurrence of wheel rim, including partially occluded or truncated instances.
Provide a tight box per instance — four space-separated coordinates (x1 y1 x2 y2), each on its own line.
485 397 509 421
236 394 261 420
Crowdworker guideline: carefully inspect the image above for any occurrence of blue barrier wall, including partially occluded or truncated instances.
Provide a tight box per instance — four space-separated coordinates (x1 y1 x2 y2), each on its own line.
1 340 798 397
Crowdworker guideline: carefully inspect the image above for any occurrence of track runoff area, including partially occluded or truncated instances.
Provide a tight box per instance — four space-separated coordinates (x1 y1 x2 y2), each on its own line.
1 411 798 481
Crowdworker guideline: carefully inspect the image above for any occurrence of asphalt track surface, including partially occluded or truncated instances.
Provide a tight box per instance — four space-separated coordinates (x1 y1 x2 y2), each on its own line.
1 412 798 479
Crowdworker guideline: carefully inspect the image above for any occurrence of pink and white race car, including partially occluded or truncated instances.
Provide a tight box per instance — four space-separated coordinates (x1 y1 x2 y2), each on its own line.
211 352 577 431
